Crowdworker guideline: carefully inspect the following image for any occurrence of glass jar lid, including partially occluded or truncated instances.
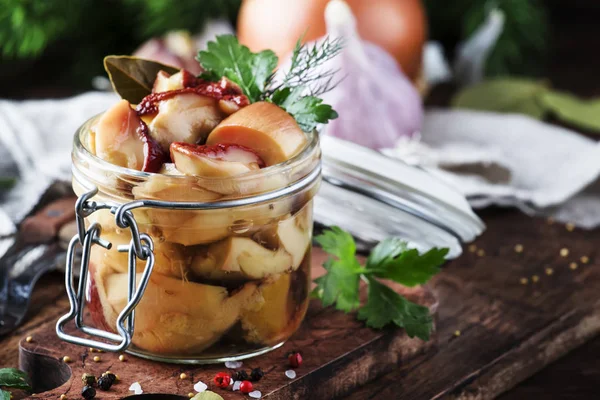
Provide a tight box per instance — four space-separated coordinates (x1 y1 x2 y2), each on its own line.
317 135 485 258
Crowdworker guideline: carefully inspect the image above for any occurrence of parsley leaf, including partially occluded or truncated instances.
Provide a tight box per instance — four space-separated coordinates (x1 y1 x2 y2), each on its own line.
273 92 338 132
0 390 10 400
313 227 362 312
358 277 433 340
270 87 304 109
314 225 356 262
366 238 448 287
0 368 31 391
313 258 362 312
313 227 447 340
196 34 277 103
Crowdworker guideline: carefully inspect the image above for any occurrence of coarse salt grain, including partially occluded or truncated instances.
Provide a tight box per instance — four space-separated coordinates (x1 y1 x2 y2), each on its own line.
129 382 143 394
249 390 262 399
285 370 297 379
233 381 241 391
225 360 243 369
194 380 208 393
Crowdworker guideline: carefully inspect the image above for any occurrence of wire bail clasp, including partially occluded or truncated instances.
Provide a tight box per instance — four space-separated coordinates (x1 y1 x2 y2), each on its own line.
56 187 155 352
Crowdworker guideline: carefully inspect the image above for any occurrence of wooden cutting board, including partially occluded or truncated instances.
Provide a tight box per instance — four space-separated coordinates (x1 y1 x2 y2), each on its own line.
17 250 437 400
13 211 600 399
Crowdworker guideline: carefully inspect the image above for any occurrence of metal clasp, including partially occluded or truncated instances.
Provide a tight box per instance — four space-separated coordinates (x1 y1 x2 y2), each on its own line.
56 187 155 352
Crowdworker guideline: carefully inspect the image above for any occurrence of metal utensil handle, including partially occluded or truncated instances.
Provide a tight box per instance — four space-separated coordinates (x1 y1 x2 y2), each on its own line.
55 188 155 352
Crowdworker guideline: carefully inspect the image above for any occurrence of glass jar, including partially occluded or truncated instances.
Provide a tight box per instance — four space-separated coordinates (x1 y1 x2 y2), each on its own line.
60 115 320 364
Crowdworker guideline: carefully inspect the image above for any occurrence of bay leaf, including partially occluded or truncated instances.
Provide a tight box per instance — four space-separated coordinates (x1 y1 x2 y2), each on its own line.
103 56 180 103
540 91 600 132
451 78 550 119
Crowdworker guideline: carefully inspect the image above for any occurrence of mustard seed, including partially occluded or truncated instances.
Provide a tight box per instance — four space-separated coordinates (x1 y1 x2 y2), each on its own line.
520 277 529 285
570 262 578 270
188 393 194 398
560 248 569 257
25 336 33 343
179 373 187 380
514 244 524 253
62 356 71 363
477 249 485 257
566 223 575 232
545 267 554 276
581 256 590 264
531 275 540 283
468 244 477 253
93 356 101 362
119 354 127 362
454 330 461 337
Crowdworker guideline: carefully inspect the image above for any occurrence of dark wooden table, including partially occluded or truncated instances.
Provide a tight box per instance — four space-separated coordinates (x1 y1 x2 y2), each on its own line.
2 206 599 399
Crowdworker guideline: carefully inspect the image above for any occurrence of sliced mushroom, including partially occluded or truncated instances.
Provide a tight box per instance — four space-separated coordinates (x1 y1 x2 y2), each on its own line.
149 93 223 152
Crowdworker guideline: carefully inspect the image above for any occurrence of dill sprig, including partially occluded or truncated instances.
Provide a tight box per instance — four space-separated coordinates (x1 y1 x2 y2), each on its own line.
274 36 344 97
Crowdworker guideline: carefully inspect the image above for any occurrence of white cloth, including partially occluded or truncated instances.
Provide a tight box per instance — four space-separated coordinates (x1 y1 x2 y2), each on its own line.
0 92 118 229
384 109 600 228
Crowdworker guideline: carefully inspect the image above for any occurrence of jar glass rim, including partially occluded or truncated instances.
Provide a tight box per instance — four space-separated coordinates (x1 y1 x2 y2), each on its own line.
73 113 320 183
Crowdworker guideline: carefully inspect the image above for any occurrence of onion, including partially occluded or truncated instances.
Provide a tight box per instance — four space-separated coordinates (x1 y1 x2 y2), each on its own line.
237 0 427 81
276 0 423 149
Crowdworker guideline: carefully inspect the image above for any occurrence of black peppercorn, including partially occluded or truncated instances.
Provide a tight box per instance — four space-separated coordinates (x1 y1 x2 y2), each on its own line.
104 373 117 384
81 373 96 387
235 370 249 381
250 368 264 382
97 375 113 391
82 385 96 399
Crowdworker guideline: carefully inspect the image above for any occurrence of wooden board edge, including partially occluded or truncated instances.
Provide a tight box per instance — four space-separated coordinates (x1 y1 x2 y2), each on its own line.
270 327 438 399
439 300 600 399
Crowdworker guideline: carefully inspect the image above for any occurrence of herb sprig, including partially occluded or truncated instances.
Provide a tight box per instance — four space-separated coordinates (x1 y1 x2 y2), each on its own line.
0 368 32 399
275 36 344 97
313 227 448 340
196 34 341 132
197 35 277 103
